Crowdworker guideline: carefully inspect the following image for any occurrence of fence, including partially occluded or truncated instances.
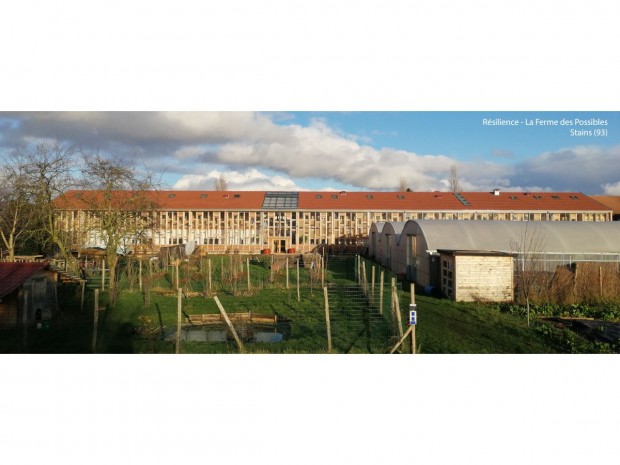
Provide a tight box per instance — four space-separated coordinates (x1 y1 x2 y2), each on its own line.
54 253 413 353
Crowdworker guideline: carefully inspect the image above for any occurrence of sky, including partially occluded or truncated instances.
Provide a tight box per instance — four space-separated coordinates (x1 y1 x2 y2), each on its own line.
0 111 618 195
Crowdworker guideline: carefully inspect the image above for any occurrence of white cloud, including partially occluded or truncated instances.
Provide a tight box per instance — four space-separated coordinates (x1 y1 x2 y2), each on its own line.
2 112 618 194
602 181 620 195
173 168 302 191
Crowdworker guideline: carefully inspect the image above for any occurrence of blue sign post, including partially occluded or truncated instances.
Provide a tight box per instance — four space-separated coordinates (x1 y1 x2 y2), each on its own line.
409 304 417 325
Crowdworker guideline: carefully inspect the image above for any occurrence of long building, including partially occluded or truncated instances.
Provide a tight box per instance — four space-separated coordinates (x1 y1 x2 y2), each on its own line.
54 189 613 254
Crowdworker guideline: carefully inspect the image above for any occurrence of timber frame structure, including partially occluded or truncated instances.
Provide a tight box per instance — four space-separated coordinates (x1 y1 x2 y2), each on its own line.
53 190 613 255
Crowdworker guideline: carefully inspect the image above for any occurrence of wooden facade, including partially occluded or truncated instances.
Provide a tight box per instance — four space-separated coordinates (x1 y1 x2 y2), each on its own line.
439 251 514 302
54 190 613 255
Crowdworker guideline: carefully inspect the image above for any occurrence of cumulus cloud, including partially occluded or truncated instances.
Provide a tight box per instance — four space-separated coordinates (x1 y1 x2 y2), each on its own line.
602 181 620 195
1 112 618 194
513 145 620 193
173 168 302 191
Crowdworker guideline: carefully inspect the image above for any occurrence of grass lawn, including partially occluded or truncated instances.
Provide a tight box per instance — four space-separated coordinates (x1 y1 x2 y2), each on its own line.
2 255 612 354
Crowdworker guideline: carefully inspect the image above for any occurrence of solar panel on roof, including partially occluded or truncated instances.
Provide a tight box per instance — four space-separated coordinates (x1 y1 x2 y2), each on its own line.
454 192 471 206
262 191 299 209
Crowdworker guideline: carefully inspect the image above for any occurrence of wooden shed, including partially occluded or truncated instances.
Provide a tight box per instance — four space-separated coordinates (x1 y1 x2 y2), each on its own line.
438 250 514 302
0 262 58 329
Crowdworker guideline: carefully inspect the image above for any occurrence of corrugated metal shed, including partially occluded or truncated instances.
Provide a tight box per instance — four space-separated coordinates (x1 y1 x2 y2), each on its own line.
407 220 620 253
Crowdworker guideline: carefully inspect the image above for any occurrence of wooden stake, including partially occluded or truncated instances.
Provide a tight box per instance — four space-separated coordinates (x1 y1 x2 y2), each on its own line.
321 255 325 287
371 266 376 304
139 259 143 292
389 325 414 354
392 278 403 338
297 258 300 302
410 287 416 354
22 289 29 352
361 260 368 297
80 279 86 311
92 289 99 353
101 259 106 291
214 295 245 353
247 258 251 290
286 257 289 289
324 286 332 353
379 270 385 315
176 287 182 354
207 258 212 294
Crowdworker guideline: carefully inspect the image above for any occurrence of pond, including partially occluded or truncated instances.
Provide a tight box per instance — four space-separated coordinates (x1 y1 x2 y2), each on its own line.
165 323 287 343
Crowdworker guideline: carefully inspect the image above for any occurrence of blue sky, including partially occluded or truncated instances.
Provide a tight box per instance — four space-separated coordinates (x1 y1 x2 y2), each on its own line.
0 111 618 195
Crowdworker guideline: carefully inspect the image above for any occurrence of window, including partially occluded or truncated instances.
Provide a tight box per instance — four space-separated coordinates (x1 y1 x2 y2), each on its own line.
168 194 176 198
315 194 323 199
200 193 208 198
331 194 338 199
366 194 374 199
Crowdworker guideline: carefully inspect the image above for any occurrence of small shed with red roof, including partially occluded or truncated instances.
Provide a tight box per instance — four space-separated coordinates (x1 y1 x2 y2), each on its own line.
0 262 58 328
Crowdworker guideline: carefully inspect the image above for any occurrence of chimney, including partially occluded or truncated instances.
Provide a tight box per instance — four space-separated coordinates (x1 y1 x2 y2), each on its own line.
492 189 500 196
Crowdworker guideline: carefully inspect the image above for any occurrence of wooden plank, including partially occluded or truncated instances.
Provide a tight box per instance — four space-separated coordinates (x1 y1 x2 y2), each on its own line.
214 296 245 353
176 288 182 354
389 325 414 354
324 286 332 353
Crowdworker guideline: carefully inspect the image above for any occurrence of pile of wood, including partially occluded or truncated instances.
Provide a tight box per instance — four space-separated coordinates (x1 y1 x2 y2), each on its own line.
186 312 277 326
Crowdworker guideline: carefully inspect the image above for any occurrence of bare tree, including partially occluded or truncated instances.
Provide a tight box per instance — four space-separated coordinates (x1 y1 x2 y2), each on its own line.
511 222 547 326
75 153 161 303
213 174 228 191
0 164 35 261
448 164 461 193
7 141 78 266
397 177 408 192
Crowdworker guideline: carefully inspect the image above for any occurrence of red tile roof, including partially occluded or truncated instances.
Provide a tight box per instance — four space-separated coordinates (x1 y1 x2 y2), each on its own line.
591 196 620 215
299 191 610 211
54 190 611 212
55 190 266 210
0 262 48 298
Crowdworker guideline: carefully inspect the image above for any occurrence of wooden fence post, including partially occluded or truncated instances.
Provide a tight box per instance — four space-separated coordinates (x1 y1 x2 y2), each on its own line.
286 257 289 289
270 254 274 283
379 270 385 315
371 266 376 304
297 258 301 302
392 278 403 338
22 289 29 352
176 287 182 354
324 286 332 353
101 259 106 291
92 289 99 353
80 279 86 311
208 258 213 293
247 258 251 291
361 260 368 298
411 288 416 354
389 326 414 354
175 261 180 291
